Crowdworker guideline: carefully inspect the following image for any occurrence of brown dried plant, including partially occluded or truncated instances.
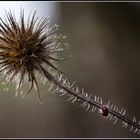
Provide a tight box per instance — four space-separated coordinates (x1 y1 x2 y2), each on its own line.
0 9 140 136
0 9 66 102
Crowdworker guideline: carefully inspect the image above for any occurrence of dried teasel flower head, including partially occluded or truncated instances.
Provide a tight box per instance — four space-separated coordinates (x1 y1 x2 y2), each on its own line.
0 9 140 136
0 9 67 102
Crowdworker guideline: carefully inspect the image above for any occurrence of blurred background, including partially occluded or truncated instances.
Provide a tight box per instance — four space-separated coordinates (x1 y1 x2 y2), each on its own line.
0 1 140 138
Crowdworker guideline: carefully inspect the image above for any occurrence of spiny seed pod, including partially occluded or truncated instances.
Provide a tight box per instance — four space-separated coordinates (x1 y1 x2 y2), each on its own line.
0 9 140 136
0 9 66 102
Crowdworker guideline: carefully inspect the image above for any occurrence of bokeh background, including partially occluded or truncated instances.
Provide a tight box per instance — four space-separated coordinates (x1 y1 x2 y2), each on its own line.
0 1 139 138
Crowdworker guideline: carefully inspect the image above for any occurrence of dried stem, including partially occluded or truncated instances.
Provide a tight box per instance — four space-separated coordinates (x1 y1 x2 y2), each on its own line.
40 64 140 135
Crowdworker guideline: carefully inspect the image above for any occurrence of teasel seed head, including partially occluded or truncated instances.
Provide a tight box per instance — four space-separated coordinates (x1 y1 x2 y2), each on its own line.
0 9 140 136
0 9 66 102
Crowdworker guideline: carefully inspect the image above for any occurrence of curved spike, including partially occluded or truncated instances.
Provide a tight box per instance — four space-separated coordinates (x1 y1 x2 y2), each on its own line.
99 96 103 105
113 117 118 124
70 81 76 88
75 86 79 93
81 101 87 108
49 83 54 93
91 106 96 112
94 95 97 102
130 125 134 132
119 107 124 115
52 86 59 94
71 97 78 103
110 103 114 109
81 88 85 95
86 103 90 111
137 130 140 134
58 74 63 82
106 99 110 107
109 114 113 120
133 116 136 122
122 121 128 128
113 105 116 111
88 93 93 101
59 89 66 96
97 96 100 104
22 82 33 98
134 128 138 133
122 109 126 116
115 107 118 113
66 95 74 102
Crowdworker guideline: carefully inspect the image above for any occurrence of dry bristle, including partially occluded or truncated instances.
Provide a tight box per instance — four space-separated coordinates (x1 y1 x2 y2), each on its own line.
0 9 65 101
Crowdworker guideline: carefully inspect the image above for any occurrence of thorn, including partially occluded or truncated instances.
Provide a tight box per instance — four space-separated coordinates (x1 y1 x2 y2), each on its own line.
59 92 66 97
49 83 54 93
85 93 89 98
107 113 111 119
62 78 67 85
119 107 124 115
122 121 128 128
113 105 116 111
94 95 97 102
81 88 85 95
97 96 100 103
88 93 93 101
81 101 87 108
58 74 63 82
75 86 79 93
134 128 138 133
86 103 90 111
113 117 118 124
109 114 113 120
99 96 103 104
66 95 74 102
130 125 133 132
137 129 140 134
106 100 110 108
122 108 126 116
70 81 76 88
71 97 77 103
133 116 136 122
59 88 64 93
110 103 114 109
52 86 59 94
72 87 75 91
66 82 70 88
115 107 118 113
91 106 96 112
